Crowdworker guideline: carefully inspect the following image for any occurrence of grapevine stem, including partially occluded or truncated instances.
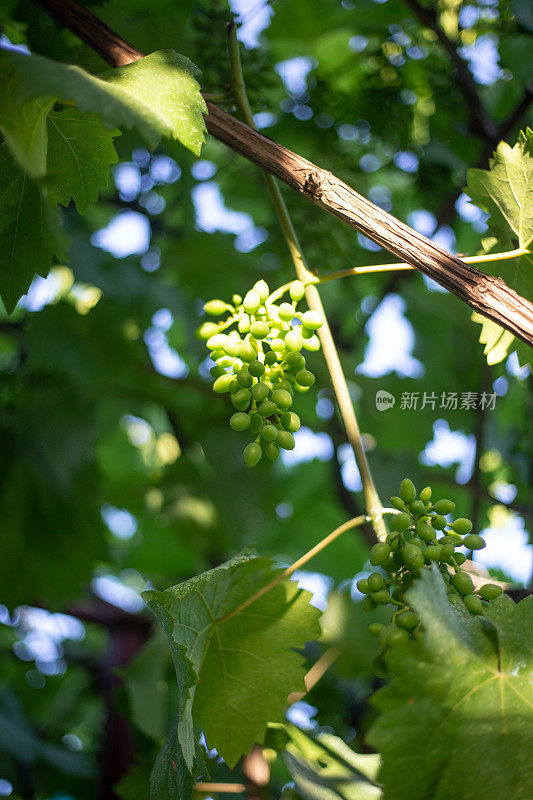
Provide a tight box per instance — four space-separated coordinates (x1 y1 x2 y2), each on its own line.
287 645 341 706
317 247 529 284
216 515 368 624
228 22 388 541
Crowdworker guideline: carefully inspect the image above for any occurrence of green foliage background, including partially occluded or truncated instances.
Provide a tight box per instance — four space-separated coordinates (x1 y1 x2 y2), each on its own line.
0 0 531 798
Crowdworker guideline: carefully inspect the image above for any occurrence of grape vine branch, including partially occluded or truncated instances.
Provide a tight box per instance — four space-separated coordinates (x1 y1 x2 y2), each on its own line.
30 0 533 348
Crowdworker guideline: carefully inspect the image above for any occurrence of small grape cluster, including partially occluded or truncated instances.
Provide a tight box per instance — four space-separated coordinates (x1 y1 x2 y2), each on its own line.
198 279 323 467
357 479 503 666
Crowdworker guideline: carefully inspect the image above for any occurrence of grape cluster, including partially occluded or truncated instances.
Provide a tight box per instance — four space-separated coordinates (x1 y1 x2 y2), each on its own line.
198 279 322 467
357 479 503 668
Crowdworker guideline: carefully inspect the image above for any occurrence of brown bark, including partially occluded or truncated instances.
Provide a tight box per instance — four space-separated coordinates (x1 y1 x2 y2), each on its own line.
31 0 533 348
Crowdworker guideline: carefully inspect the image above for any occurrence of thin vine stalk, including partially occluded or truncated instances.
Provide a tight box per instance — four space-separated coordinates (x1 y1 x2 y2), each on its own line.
216 515 368 624
227 22 387 541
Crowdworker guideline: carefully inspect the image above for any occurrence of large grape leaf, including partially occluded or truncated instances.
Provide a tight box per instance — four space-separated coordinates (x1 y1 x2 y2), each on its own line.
46 108 119 214
464 129 533 367
283 724 382 800
0 145 64 313
143 551 321 769
5 48 207 155
367 566 533 800
0 62 54 177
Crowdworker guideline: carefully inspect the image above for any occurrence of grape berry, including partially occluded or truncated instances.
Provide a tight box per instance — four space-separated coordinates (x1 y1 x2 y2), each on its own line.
360 479 503 671
199 280 322 466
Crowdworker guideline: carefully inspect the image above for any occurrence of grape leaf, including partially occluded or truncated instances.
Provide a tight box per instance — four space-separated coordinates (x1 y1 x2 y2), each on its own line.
283 724 382 800
0 62 54 177
367 566 533 800
5 48 207 155
464 130 533 367
143 550 321 769
0 145 64 313
465 128 533 250
46 108 119 214
122 630 169 741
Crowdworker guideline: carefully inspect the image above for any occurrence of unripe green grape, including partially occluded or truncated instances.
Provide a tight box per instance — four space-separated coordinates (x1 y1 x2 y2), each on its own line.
249 413 263 435
265 442 280 461
270 338 285 352
370 542 391 566
454 552 467 566
410 501 426 518
479 583 503 601
197 321 219 340
433 499 455 515
356 577 369 594
439 535 458 546
239 341 257 362
463 594 483 615
372 654 388 677
243 290 261 313
277 380 294 394
216 356 234 368
271 389 292 410
230 412 250 431
379 625 394 650
237 369 253 388
387 628 410 647
253 279 269 301
417 521 436 543
213 374 235 393
211 348 225 362
301 310 322 330
371 589 390 605
391 496 405 511
431 515 447 530
223 340 241 357
238 315 250 334
410 537 424 549
250 321 269 340
293 369 314 388
367 572 384 592
251 382 269 402
290 280 305 301
369 622 384 637
261 424 278 442
204 299 228 316
210 365 226 379
281 412 300 432
249 360 265 378
232 294 242 305
302 334 320 351
285 329 304 351
264 350 277 366
207 333 229 350
362 596 377 611
396 611 418 631
258 400 277 417
420 486 432 502
440 543 455 559
276 430 295 450
448 594 461 604
233 389 251 409
244 442 262 468
462 534 486 550
402 544 424 570
451 518 473 535
451 571 474 596
390 512 411 532
399 478 416 504
381 556 396 573
285 351 304 370
278 303 295 321
446 531 463 544
229 379 240 394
